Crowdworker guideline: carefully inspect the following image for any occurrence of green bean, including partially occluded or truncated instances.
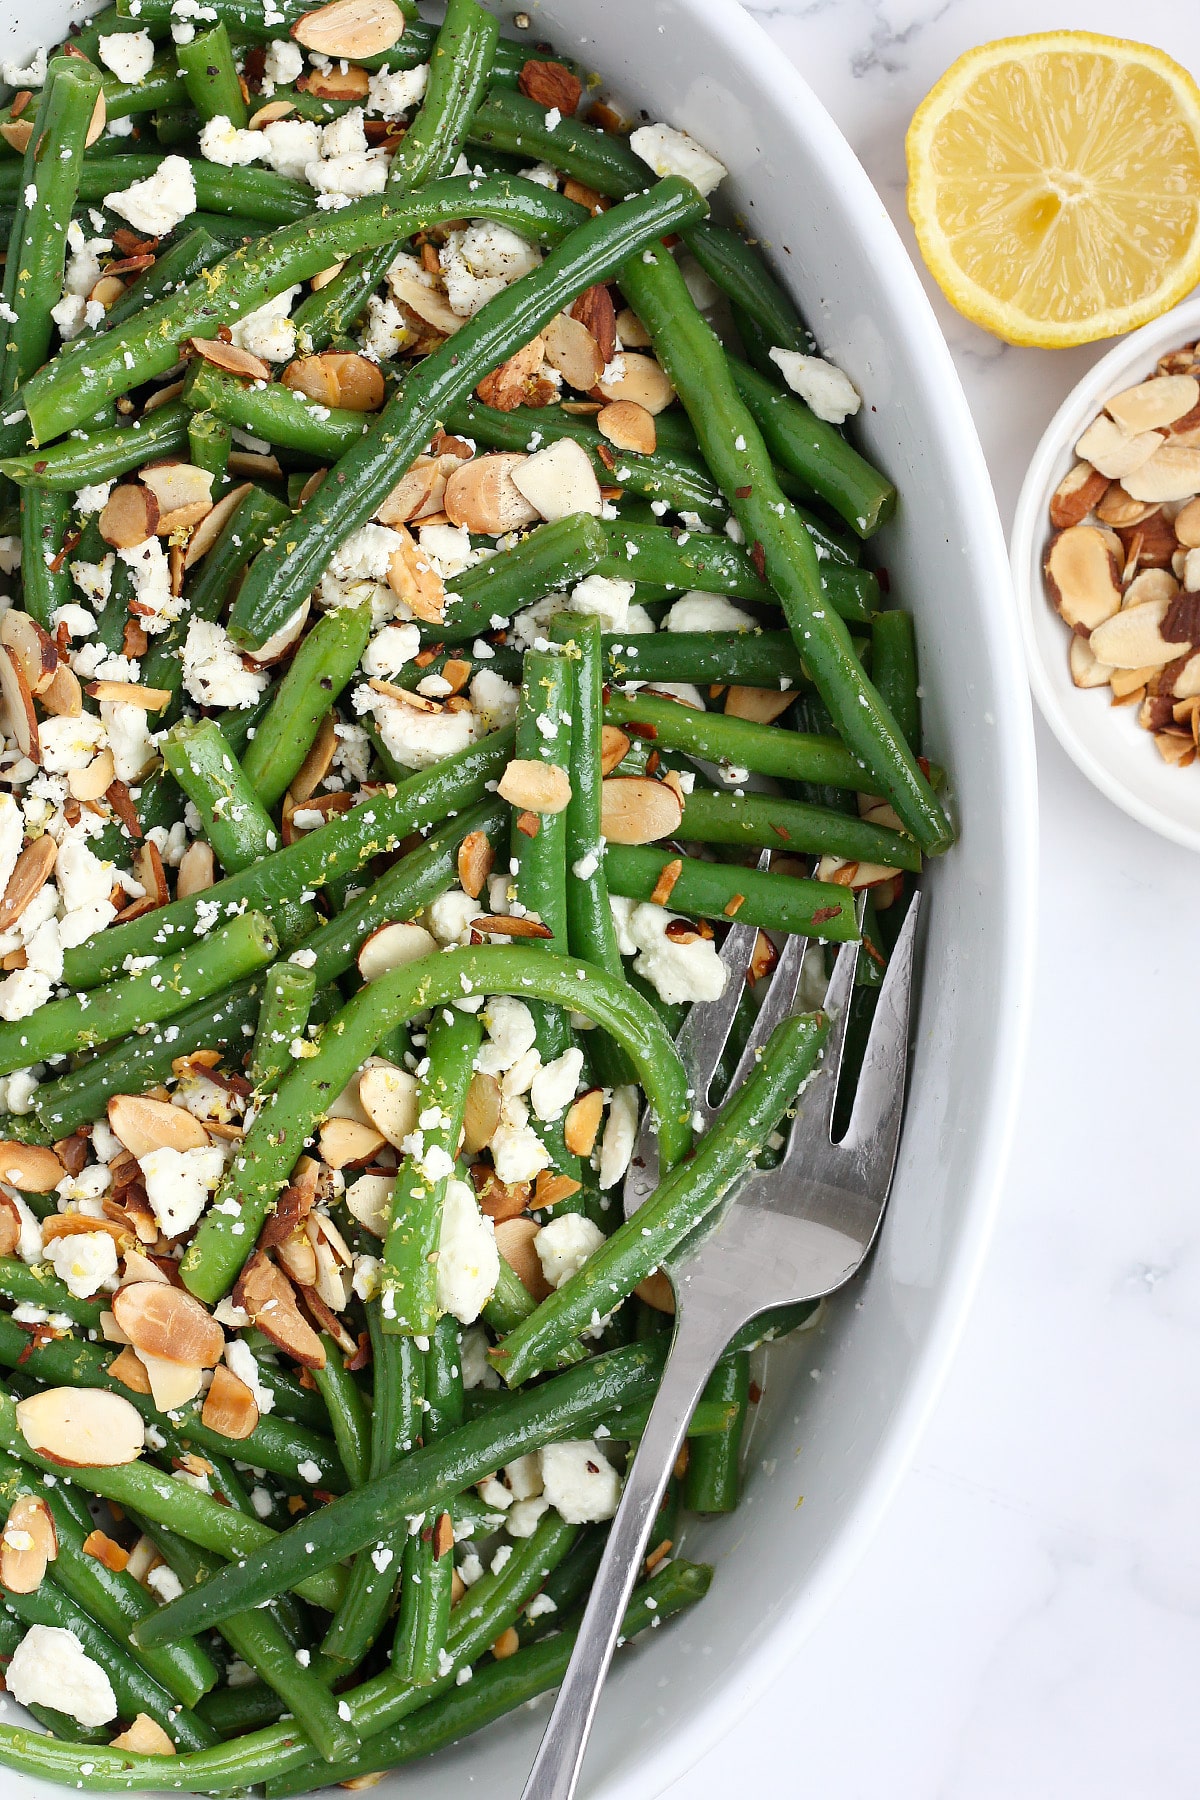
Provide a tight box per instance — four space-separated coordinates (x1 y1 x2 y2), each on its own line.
134 1340 663 1644
159 724 306 926
181 358 373 457
604 628 809 690
32 973 267 1139
481 1255 540 1334
0 1258 105 1330
467 85 645 199
618 245 952 854
0 1578 217 1750
604 844 857 939
240 1334 334 1434
392 1317 462 1684
186 409 231 483
513 1524 604 1647
597 519 877 617
382 1005 481 1337
871 609 921 753
436 513 607 645
241 605 373 808
0 154 307 228
493 1009 828 1386
0 1448 219 1709
226 178 707 649
248 962 317 1091
442 395 727 524
19 487 70 629
311 1334 371 1491
20 176 588 446
175 22 247 127
0 403 190 490
102 53 189 122
129 1517 358 1764
293 0 499 355
686 220 817 357
0 909 278 1078
728 355 895 537
679 787 921 872
101 225 232 333
683 1350 750 1512
605 691 870 789
182 942 688 1305
63 730 514 989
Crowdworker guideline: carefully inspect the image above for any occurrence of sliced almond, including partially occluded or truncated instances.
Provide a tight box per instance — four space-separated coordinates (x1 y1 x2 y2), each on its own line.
246 600 311 669
533 1170 583 1210
386 266 461 338
82 1529 130 1573
0 611 58 696
99 483 159 550
1044 525 1123 633
615 306 652 349
282 352 384 412
543 312 605 392
457 829 495 900
1069 635 1115 689
493 1217 550 1301
188 337 272 381
292 0 405 58
1090 596 1184 669
201 1363 260 1440
184 482 252 570
599 725 630 776
87 680 172 713
1122 568 1178 610
477 335 549 413
596 353 675 415
0 1494 58 1595
600 774 683 844
444 453 539 536
108 1093 210 1159
376 458 442 527
108 1345 154 1395
469 914 552 939
41 660 83 719
310 261 345 291
1095 485 1154 527
345 1171 393 1237
563 1087 604 1157
1121 443 1200 503
68 749 117 803
1047 460 1110 529
496 759 572 814
0 121 33 155
249 99 296 128
112 1281 224 1368
1074 414 1162 480
724 685 794 724
0 1141 64 1192
289 712 338 803
570 284 617 363
109 1715 176 1757
276 1229 319 1289
462 1071 501 1156
475 1170 531 1223
15 1387 145 1467
634 1270 675 1314
0 646 40 762
176 840 216 898
388 526 446 623
297 63 370 101
596 398 656 456
0 835 56 933
0 1195 20 1260
140 461 214 521
1106 374 1200 435
357 1063 420 1149
233 1250 325 1369
518 57 583 115
356 919 438 982
318 1114 386 1169
138 1350 205 1413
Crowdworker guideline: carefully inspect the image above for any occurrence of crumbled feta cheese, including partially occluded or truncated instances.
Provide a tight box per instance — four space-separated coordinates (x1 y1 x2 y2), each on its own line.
262 37 304 89
119 536 180 635
182 619 269 709
44 1230 119 1299
663 592 756 633
459 1323 500 1390
105 155 197 236
418 522 476 581
306 143 389 204
75 482 113 518
435 1179 498 1325
1 50 47 89
623 902 727 1006
535 1212 604 1289
7 1190 44 1262
529 1047 584 1123
468 666 520 734
440 223 542 318
629 123 727 196
367 63 429 116
200 114 267 168
425 886 483 947
97 29 155 84
476 996 538 1076
506 1493 551 1537
598 1083 639 1190
230 285 299 363
6 1626 117 1728
260 117 322 181
100 699 157 784
489 1092 550 1185
359 293 415 363
357 686 478 771
768 348 860 425
568 573 636 632
0 795 23 902
0 968 52 1024
38 712 107 775
140 1144 226 1238
146 1563 184 1603
361 621 421 679
539 1440 621 1523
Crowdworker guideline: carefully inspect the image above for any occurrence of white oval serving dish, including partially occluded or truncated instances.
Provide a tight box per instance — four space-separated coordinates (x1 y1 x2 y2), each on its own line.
1011 292 1200 855
0 0 1038 1794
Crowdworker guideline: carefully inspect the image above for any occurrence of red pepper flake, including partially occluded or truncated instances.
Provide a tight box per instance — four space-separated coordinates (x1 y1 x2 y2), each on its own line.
811 906 842 925
751 540 766 580
48 527 81 574
626 721 657 740
748 1381 762 1404
771 824 791 840
735 485 752 499
516 811 540 839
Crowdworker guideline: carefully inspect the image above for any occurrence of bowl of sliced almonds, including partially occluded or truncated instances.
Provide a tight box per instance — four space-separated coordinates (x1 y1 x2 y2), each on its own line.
1012 292 1200 850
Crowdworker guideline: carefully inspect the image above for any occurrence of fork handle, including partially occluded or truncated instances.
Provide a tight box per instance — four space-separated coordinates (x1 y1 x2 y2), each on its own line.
520 1303 728 1800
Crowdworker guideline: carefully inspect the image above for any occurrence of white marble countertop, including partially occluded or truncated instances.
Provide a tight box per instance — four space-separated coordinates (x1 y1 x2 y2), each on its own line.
668 2 1200 1795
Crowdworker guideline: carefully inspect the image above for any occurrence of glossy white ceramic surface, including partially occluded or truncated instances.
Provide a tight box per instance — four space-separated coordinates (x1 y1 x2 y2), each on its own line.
0 2 1037 1795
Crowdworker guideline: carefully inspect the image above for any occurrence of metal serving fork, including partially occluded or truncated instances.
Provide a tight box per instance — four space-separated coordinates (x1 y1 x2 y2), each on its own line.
520 891 921 1800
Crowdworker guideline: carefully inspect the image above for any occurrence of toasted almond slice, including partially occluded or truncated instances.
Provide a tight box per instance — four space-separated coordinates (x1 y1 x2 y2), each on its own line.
387 265 461 338
0 1196 20 1260
357 919 438 982
0 121 33 155
201 1363 260 1440
724 685 794 724
1122 568 1178 610
112 1281 224 1368
596 352 675 415
387 525 446 622
310 260 345 290
108 1093 211 1159
88 276 128 312
139 1351 205 1413
462 1071 501 1156
292 0 405 57
375 458 442 527
457 828 495 900
1069 634 1115 689
0 835 56 933
1090 596 1185 669
85 88 106 148
184 482 252 569
597 399 656 457
83 1529 129 1573
233 1250 325 1369
563 1087 604 1157
1094 486 1153 527
108 1345 153 1395
475 1171 531 1223
68 748 116 803
297 62 370 100
86 680 172 712
41 660 83 719
110 1714 176 1757
614 306 652 349
250 98 297 127
41 1214 129 1249
444 453 539 536
16 1387 145 1467
358 1063 420 1149
0 1141 64 1192
0 645 39 762
189 337 271 381
247 602 311 670
815 855 901 890
230 449 284 479
598 725 630 776
478 336 551 414
143 379 186 416
1075 414 1163 480
318 1114 386 1169
496 759 572 814
543 311 605 392
140 461 214 518
290 711 338 803
100 1309 130 1346
533 1170 583 1210
1106 374 1200 435
469 914 552 939
277 1229 319 1288
100 482 159 550
176 839 216 898
634 1270 675 1314
493 1217 550 1300
1122 443 1200 503
283 352 384 411
600 774 683 844
0 1494 58 1595
0 610 57 696
1047 459 1111 529
308 1214 352 1312
1044 525 1123 633
345 1171 393 1237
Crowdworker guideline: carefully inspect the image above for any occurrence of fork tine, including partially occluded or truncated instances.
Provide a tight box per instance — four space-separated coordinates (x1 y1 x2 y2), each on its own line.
722 930 809 1097
675 918 758 1105
838 890 921 1177
778 933 861 1156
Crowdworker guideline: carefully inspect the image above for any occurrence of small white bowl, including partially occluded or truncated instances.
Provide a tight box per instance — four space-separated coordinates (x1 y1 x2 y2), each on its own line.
1011 294 1200 854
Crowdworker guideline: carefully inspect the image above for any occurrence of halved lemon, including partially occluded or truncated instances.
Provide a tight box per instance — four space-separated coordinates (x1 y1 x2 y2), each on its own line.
906 33 1200 347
